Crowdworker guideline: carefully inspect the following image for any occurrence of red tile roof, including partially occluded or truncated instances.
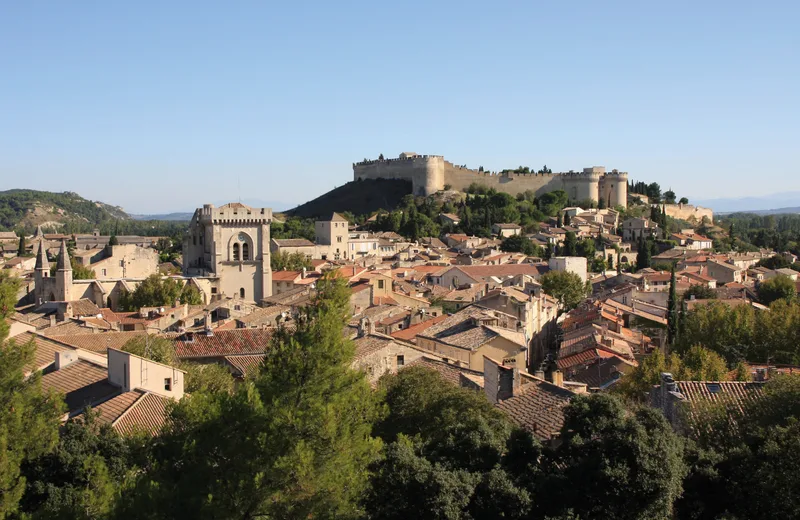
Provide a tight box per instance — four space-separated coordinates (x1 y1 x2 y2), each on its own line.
390 314 448 342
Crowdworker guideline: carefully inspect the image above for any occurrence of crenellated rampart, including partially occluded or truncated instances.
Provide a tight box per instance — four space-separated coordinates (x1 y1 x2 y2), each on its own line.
353 153 628 207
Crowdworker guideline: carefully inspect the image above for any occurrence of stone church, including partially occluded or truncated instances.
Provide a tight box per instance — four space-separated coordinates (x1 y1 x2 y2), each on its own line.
183 203 273 303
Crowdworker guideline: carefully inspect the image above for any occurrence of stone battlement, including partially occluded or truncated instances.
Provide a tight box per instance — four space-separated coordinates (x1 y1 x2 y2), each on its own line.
353 152 628 207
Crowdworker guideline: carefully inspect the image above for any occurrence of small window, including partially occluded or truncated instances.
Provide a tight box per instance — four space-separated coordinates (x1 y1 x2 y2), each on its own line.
396 355 405 367
102 269 107 276
211 287 218 294
242 242 249 261
240 287 245 299
378 280 384 289
164 378 172 391
337 236 342 243
234 305 241 311
233 243 240 261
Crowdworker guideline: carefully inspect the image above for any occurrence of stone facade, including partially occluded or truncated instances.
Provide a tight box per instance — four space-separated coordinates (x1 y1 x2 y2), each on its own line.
183 203 272 302
354 153 628 207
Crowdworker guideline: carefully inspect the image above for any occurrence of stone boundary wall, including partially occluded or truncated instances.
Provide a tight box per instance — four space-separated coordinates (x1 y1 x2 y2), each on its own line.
663 204 714 224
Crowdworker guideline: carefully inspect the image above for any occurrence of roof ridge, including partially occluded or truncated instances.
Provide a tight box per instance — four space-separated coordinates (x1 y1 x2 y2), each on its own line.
110 389 148 427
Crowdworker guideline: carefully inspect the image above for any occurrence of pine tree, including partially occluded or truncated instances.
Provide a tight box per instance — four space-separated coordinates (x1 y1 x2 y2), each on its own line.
667 266 678 346
636 236 652 270
0 272 64 518
120 273 381 518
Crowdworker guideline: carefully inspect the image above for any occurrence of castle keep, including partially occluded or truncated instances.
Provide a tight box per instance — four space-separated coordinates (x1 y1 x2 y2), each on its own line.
353 153 628 208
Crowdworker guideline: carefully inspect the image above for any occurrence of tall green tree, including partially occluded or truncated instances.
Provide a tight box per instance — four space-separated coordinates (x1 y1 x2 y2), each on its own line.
121 273 381 519
636 236 652 270
562 232 577 256
545 394 686 520
540 270 589 311
757 275 796 305
16 236 25 257
667 266 678 345
19 410 137 520
0 272 64 518
118 275 201 311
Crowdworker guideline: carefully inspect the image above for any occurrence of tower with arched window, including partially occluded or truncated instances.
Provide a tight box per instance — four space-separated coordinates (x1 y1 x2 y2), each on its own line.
183 202 273 302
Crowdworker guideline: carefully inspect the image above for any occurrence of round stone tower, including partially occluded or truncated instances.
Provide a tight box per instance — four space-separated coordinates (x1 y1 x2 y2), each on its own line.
413 155 445 196
599 170 628 208
561 168 602 202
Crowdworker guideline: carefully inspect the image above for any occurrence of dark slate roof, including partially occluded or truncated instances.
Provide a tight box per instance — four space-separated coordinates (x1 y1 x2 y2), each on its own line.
495 377 575 441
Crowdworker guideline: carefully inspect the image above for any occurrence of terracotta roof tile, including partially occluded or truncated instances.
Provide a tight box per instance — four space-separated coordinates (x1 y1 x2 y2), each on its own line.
43 331 148 353
113 392 171 436
41 360 118 413
173 328 275 359
13 331 75 372
224 354 265 378
496 378 575 441
404 356 483 386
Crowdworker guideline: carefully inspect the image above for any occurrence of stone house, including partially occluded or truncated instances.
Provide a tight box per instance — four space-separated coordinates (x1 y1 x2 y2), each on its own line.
492 223 522 238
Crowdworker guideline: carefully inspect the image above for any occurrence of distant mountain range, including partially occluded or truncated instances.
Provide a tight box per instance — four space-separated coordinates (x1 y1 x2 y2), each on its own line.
693 191 800 215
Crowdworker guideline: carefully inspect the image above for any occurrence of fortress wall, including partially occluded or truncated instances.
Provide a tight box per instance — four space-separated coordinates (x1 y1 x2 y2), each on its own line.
663 204 713 224
443 162 561 197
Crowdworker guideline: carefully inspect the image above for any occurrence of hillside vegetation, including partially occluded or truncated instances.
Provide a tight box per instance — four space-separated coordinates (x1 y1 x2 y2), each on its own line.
0 189 130 233
287 179 412 218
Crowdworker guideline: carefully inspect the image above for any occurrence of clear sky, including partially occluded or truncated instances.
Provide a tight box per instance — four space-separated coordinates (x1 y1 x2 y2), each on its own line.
1 1 798 213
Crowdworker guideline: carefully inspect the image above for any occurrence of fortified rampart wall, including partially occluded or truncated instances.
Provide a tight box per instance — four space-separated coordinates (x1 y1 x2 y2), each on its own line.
353 154 627 207
663 204 714 224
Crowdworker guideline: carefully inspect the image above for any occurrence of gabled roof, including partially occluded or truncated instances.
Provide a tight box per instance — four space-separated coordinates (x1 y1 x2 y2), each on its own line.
41 359 118 414
111 392 171 436
173 328 275 359
403 355 484 386
390 314 448 342
496 374 575 441
12 331 75 373
224 354 265 378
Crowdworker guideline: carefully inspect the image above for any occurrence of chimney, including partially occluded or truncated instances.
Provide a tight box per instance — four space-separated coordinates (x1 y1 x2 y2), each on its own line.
534 369 545 379
484 357 519 404
301 267 307 279
49 314 56 328
54 350 78 370
551 369 564 388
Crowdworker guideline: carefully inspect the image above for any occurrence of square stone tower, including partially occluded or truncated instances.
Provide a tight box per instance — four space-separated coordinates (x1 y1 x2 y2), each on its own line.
183 203 272 302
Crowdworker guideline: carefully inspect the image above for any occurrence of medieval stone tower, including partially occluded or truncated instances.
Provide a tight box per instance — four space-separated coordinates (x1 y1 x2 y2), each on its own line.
183 203 272 302
354 153 628 208
34 239 73 304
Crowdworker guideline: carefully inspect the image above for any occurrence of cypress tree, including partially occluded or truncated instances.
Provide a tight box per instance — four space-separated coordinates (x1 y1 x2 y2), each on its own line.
17 235 25 256
667 266 678 346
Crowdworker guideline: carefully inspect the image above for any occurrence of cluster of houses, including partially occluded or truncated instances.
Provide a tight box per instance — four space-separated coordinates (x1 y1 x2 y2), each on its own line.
3 201 799 442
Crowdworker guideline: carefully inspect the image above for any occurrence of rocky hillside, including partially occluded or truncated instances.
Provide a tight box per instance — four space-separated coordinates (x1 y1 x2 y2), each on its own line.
0 189 132 233
287 179 412 218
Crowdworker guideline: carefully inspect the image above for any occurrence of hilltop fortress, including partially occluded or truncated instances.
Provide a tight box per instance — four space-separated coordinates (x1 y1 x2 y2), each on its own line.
353 153 629 208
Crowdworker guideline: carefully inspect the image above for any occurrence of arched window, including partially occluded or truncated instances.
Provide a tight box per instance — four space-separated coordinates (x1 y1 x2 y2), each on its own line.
242 242 249 261
239 287 245 299
232 243 240 261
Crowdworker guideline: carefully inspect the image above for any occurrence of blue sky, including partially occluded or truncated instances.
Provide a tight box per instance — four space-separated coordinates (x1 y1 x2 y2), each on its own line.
1 1 798 213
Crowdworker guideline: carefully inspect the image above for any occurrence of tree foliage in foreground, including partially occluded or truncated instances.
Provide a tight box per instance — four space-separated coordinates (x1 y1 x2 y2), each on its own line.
0 272 64 518
118 273 381 519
